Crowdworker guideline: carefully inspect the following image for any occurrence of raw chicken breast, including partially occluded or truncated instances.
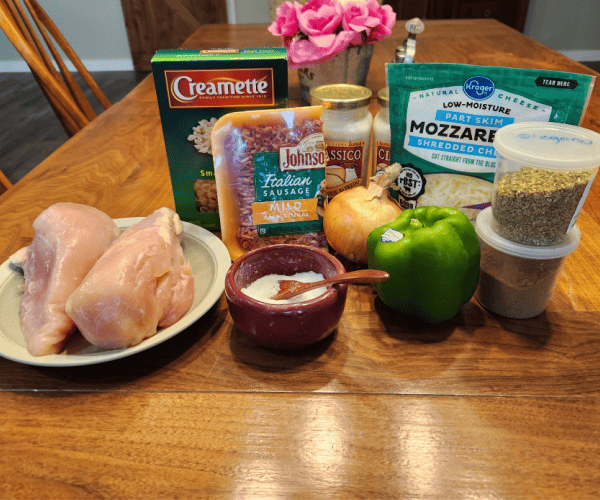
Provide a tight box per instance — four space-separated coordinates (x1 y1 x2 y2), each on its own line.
65 208 194 349
21 203 120 356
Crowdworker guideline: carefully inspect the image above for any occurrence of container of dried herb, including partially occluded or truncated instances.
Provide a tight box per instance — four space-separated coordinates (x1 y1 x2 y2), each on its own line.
475 207 580 319
492 122 600 246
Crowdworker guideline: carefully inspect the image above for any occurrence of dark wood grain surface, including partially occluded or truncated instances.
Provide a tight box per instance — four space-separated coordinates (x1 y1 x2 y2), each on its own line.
1 20 600 499
0 71 145 184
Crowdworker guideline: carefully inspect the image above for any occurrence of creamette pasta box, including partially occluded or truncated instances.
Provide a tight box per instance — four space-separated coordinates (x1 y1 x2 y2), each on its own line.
151 48 288 230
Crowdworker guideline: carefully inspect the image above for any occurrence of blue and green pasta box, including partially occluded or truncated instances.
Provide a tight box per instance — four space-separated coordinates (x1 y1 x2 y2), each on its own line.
151 47 289 230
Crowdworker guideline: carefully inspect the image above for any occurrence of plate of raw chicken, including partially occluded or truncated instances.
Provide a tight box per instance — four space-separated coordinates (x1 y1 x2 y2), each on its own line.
0 208 231 367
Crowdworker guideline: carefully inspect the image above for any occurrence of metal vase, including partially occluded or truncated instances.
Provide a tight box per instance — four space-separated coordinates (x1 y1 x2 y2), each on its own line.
297 44 375 103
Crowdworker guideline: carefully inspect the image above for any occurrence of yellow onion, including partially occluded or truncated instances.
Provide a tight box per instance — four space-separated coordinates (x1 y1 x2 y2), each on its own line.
323 163 403 263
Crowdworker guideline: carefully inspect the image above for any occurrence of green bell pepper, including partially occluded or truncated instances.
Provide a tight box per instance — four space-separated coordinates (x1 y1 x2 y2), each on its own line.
367 206 480 324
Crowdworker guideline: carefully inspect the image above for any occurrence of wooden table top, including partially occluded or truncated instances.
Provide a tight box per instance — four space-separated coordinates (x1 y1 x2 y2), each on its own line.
1 20 600 499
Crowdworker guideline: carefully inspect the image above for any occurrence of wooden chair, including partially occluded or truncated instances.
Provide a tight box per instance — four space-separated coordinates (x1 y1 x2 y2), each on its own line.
0 0 112 137
120 0 228 72
0 169 12 195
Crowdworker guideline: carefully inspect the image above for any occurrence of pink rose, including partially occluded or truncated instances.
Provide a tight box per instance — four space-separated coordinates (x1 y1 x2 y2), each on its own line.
287 30 356 68
342 1 381 45
268 1 300 37
267 0 396 65
296 0 343 37
282 35 295 48
364 1 396 44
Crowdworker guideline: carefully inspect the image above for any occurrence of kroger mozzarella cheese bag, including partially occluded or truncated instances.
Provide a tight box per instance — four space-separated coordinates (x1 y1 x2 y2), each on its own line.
388 63 595 220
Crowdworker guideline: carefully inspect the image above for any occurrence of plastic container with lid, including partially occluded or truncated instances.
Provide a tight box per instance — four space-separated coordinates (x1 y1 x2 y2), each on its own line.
475 207 580 319
372 87 391 177
309 84 373 199
492 122 600 246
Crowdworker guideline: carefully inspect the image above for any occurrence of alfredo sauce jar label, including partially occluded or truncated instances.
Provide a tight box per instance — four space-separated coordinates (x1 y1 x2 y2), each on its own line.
373 87 391 177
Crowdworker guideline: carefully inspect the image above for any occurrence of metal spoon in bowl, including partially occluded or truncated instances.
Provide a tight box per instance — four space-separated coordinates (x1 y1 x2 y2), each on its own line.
271 269 390 301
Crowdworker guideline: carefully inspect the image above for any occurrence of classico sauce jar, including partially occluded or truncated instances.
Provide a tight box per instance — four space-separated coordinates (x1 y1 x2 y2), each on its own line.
372 87 391 178
310 84 373 200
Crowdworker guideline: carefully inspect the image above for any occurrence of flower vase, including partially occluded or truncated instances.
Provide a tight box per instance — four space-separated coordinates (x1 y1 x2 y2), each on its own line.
297 44 374 103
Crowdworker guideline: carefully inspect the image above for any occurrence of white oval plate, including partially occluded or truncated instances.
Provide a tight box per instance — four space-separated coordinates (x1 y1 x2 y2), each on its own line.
0 218 231 367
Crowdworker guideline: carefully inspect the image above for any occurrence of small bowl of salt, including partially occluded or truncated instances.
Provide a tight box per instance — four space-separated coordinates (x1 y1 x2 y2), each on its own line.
225 244 348 350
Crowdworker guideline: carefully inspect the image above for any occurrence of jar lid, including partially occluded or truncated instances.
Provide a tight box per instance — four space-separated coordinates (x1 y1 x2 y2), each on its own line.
475 207 580 259
493 122 600 171
377 87 389 108
309 84 372 110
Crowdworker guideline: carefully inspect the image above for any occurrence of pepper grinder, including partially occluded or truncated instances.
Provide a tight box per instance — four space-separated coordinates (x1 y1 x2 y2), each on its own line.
394 18 425 64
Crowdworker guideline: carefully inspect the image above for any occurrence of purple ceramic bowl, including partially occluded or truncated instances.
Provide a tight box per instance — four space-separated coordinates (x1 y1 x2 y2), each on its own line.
225 244 348 350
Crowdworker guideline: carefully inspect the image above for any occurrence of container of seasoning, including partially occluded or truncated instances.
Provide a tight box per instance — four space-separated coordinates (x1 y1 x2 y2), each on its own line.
310 84 373 200
492 122 600 246
372 87 391 177
475 207 580 319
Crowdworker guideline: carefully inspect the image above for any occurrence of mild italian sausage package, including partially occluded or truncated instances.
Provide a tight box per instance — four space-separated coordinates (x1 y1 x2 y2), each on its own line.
212 106 328 261
387 63 595 220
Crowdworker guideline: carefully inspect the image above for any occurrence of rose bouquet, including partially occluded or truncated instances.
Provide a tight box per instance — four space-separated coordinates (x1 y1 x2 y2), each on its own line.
268 0 396 68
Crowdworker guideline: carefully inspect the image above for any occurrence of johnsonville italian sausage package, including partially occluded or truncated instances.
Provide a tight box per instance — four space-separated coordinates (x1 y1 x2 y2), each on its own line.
212 107 328 261
387 63 595 220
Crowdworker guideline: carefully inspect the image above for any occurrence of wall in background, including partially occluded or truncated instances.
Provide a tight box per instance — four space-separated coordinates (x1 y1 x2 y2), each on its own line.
0 0 133 71
524 0 600 61
234 0 269 24
0 0 599 71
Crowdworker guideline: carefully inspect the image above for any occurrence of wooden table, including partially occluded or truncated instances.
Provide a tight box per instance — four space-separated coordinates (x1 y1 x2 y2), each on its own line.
1 20 600 499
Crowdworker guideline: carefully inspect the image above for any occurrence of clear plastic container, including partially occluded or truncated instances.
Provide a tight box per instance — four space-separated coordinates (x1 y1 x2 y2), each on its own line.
373 87 391 177
492 122 600 246
309 84 373 199
475 207 580 319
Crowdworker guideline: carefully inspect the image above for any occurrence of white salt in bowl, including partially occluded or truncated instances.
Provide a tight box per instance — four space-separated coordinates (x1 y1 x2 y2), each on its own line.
475 207 580 319
225 244 348 350
492 122 600 246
